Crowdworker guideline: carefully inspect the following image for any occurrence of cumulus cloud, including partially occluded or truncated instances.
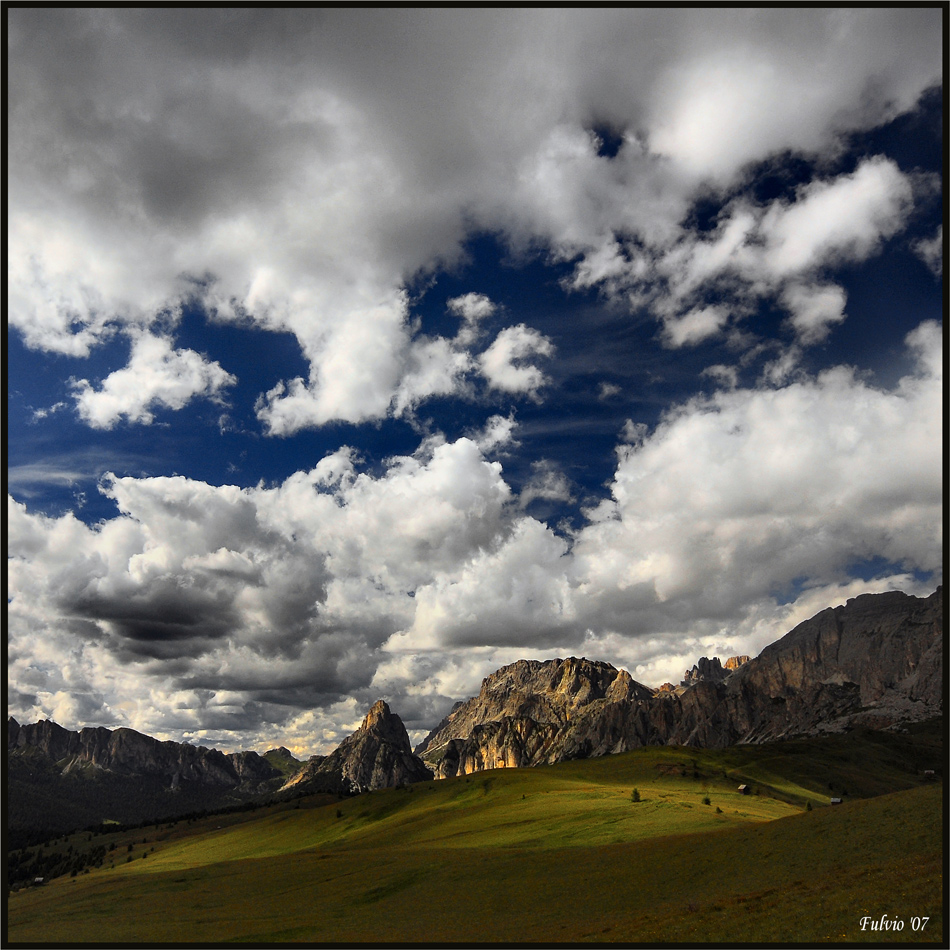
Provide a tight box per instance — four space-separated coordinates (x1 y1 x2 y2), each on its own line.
518 460 575 510
6 10 943 751
479 324 555 396
448 292 496 347
71 331 236 428
645 158 918 348
913 225 943 277
470 413 519 454
8 9 941 426
387 517 575 651
780 283 847 344
619 420 650 445
700 365 739 390
660 305 730 348
8 433 522 748
9 322 941 750
643 10 938 182
572 320 943 634
756 157 914 276
251 289 549 432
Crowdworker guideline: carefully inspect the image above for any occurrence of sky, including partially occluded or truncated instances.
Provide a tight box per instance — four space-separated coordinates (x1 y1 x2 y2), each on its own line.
6 8 944 756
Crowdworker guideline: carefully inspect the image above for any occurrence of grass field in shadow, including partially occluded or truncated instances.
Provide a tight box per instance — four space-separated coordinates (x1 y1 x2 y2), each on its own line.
7 723 942 944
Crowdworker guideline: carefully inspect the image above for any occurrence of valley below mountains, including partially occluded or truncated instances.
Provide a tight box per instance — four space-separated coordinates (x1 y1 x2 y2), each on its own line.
7 586 943 845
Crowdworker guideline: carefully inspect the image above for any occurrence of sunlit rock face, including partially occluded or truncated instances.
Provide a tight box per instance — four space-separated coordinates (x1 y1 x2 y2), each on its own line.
417 657 656 777
280 700 433 794
418 588 943 776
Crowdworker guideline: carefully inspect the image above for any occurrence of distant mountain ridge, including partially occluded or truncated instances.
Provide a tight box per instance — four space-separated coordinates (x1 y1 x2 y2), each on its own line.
7 718 284 789
6 719 299 847
681 655 751 687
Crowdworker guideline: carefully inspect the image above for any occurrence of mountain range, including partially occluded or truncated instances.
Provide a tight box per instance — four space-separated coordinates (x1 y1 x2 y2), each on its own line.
416 588 942 776
8 587 942 843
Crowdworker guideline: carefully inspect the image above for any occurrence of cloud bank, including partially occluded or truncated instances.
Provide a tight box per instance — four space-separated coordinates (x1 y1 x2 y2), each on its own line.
9 8 941 429
8 322 942 751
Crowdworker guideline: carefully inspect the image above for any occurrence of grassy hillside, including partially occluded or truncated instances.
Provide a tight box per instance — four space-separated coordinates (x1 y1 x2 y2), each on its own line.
7 727 942 944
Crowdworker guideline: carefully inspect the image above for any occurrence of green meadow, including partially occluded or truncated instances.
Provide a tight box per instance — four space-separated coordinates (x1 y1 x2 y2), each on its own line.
7 725 942 944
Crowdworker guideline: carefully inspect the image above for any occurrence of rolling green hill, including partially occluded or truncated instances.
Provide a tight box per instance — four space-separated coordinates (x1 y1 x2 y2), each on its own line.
7 724 942 944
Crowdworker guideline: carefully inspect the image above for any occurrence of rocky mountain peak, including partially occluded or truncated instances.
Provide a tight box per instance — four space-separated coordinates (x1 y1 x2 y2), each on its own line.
280 700 431 795
682 654 751 687
365 698 392 720
416 655 655 772
478 656 642 712
264 746 296 760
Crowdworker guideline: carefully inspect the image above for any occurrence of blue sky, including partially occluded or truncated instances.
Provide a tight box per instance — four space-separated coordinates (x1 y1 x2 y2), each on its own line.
7 9 943 754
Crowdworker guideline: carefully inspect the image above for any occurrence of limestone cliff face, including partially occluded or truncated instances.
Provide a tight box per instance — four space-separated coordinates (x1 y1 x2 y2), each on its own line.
417 657 655 777
7 719 281 790
419 588 942 776
280 700 432 794
675 587 944 744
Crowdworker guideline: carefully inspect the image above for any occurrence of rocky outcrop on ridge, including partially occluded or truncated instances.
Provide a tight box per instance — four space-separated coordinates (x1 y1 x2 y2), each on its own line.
418 588 942 777
280 700 432 795
681 655 750 687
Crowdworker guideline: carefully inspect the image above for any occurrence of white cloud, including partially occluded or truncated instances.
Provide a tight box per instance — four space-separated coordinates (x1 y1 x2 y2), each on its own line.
71 331 236 428
572 320 943 634
913 225 943 277
5 10 944 749
478 324 554 396
700 365 739 390
9 9 940 425
646 158 916 348
660 305 729 348
387 517 575 651
8 321 942 748
392 336 475 417
760 346 804 387
757 157 914 277
518 459 574 509
7 432 522 750
619 420 649 445
780 283 847 344
254 294 412 433
470 414 519 454
448 292 496 347
645 10 939 183
29 401 68 423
